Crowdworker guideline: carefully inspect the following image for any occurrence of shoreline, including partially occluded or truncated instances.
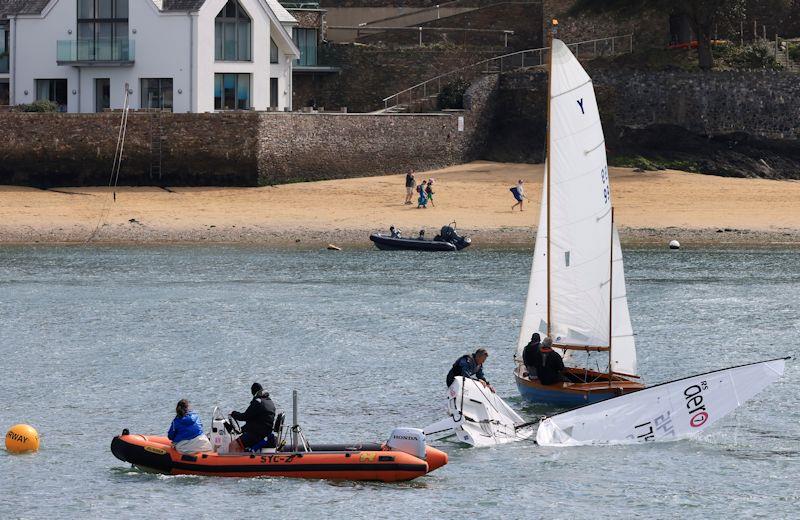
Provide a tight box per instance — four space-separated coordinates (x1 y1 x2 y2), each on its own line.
2 161 800 248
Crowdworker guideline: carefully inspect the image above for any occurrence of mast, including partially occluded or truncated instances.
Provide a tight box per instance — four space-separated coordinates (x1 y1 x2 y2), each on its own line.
545 19 557 337
608 206 614 383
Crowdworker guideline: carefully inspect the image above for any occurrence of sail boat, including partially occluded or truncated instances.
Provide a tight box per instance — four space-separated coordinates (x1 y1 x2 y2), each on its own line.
513 28 645 406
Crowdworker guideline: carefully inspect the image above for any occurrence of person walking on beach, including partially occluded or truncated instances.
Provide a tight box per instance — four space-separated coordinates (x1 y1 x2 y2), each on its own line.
405 171 416 205
510 179 528 211
417 180 428 209
425 178 435 207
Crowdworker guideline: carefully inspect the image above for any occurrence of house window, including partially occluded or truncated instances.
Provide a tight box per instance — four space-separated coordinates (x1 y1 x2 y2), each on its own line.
77 0 129 61
292 28 317 66
214 0 251 61
141 78 173 110
36 79 68 112
0 80 9 106
270 38 279 64
214 73 250 110
0 25 8 73
270 78 278 108
95 78 110 112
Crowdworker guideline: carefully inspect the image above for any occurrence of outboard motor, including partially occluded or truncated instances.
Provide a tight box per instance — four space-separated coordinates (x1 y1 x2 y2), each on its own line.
435 223 471 250
209 407 234 454
386 428 427 460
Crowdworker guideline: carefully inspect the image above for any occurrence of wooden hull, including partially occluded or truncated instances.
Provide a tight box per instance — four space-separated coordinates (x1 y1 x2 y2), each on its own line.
514 365 645 407
111 434 447 482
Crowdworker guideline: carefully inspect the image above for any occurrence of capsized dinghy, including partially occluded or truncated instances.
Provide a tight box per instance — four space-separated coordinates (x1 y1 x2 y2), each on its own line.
424 376 534 447
536 357 789 446
112 404 447 482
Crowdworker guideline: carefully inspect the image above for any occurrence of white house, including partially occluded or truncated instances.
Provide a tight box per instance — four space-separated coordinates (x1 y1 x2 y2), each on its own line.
1 0 300 112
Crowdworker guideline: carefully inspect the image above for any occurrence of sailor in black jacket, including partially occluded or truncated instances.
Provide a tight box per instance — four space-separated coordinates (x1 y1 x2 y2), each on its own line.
231 382 276 449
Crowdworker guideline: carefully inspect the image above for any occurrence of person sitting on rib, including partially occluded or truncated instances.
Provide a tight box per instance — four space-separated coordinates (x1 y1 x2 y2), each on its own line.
229 382 276 452
446 348 495 393
530 337 566 385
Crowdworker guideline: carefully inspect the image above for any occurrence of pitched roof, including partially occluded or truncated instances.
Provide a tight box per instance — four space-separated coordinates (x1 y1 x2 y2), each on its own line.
1 0 51 19
162 0 206 11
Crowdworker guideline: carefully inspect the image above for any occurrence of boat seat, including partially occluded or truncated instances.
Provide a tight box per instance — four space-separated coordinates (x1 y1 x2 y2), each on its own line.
247 432 277 452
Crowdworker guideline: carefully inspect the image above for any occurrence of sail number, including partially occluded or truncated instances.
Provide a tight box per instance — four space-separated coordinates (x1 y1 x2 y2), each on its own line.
600 166 610 204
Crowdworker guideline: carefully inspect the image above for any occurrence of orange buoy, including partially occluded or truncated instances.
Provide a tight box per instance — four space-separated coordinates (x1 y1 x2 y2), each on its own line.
5 424 40 453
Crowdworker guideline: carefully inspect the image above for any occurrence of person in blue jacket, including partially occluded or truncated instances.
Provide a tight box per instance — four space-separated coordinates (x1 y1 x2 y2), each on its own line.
446 348 495 392
168 399 213 453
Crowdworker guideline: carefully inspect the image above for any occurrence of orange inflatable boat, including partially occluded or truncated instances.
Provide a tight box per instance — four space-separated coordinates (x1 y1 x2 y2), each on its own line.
111 429 447 482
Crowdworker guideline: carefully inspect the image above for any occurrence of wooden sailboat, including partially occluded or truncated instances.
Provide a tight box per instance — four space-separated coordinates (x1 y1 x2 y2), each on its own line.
514 24 645 406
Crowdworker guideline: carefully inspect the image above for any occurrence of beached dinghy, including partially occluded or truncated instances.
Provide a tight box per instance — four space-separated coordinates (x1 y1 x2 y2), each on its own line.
536 357 789 446
424 376 534 447
112 403 447 482
513 33 644 406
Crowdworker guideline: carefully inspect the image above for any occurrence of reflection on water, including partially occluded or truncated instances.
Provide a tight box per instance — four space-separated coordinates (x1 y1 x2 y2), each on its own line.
0 245 798 518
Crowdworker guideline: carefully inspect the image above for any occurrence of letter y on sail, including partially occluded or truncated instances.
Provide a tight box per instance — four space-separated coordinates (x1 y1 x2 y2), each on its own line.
536 358 788 446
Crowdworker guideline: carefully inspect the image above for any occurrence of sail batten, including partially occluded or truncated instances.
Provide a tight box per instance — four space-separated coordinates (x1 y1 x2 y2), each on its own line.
516 39 637 377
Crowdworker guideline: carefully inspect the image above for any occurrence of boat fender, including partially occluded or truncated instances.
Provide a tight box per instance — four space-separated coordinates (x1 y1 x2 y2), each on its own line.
386 428 426 460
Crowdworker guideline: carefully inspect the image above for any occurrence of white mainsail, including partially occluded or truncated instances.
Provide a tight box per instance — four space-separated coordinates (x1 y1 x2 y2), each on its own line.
515 39 636 376
536 358 787 446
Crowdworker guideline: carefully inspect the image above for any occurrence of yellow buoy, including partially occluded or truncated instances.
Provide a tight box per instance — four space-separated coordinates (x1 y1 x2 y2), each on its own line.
5 424 40 454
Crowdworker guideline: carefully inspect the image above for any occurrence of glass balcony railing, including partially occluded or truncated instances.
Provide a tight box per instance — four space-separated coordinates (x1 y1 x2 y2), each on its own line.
57 39 135 64
0 53 8 74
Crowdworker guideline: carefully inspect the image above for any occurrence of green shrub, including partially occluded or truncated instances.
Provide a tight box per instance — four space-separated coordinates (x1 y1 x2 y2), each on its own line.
437 78 470 110
16 100 59 112
717 42 782 70
789 43 800 62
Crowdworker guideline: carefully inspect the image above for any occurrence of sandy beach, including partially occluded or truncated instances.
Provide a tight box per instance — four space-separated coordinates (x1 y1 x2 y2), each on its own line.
1 161 799 247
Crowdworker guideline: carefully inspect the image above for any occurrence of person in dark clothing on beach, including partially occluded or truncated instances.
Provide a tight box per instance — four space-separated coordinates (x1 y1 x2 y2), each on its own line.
530 337 566 385
446 348 495 392
521 332 541 376
405 171 416 205
230 382 276 451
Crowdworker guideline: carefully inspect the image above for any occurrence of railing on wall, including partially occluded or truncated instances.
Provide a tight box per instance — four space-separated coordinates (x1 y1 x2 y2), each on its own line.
56 38 135 65
329 25 515 48
381 34 633 112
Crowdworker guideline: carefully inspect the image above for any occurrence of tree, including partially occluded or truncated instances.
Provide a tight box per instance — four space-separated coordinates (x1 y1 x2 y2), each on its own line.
570 0 789 70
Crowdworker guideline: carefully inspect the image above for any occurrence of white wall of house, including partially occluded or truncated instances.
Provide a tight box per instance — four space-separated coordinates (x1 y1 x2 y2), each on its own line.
9 0 297 113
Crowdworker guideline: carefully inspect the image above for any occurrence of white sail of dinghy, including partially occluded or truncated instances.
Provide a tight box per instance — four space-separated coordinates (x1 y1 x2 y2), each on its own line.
515 39 637 377
536 357 788 446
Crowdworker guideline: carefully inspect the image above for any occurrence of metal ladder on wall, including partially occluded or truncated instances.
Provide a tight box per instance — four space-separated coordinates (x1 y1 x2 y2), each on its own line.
149 111 163 181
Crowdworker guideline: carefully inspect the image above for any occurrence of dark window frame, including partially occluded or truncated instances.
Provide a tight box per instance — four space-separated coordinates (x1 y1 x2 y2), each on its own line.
140 78 173 111
76 0 129 61
292 28 317 67
214 73 251 111
0 24 9 74
214 0 252 62
35 78 69 112
270 37 279 64
270 77 278 108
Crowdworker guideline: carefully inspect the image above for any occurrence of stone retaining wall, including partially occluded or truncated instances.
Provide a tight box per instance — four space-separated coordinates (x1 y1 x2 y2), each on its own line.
0 75 497 187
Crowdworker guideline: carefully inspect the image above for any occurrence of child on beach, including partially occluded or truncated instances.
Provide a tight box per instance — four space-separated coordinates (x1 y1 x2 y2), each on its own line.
425 179 435 207
510 179 528 211
417 180 428 208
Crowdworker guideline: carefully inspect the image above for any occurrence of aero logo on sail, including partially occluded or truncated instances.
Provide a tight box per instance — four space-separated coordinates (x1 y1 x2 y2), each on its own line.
684 382 709 427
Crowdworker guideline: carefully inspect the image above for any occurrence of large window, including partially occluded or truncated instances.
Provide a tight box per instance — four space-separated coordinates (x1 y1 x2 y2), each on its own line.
36 79 68 112
292 28 317 66
95 78 110 112
214 0 251 61
77 0 129 61
270 38 279 64
0 25 8 73
214 73 250 110
270 77 278 108
141 78 173 110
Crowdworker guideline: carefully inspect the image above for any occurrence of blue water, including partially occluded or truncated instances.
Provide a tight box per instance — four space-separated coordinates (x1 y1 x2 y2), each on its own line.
0 246 798 519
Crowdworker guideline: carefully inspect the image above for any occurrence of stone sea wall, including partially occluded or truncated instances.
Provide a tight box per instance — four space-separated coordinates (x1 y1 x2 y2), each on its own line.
0 75 497 187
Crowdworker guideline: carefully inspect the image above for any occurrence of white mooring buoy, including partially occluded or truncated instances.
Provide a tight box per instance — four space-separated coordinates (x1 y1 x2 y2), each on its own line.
669 240 681 250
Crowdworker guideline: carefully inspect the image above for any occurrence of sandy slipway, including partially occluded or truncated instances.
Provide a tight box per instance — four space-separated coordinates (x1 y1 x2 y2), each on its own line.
1 162 800 247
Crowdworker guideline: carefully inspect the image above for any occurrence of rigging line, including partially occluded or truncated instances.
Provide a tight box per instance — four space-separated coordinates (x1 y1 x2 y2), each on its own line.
86 85 130 243
551 78 592 99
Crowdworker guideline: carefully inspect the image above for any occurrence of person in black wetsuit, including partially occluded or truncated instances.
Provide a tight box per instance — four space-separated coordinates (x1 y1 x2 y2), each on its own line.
230 382 276 451
530 337 566 385
521 332 541 377
446 348 495 392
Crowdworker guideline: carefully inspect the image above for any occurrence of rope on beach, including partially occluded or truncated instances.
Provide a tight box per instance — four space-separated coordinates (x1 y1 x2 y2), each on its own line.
86 83 131 243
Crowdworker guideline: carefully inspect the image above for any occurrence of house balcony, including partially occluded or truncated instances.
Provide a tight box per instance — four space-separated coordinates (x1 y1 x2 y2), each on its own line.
57 39 135 66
